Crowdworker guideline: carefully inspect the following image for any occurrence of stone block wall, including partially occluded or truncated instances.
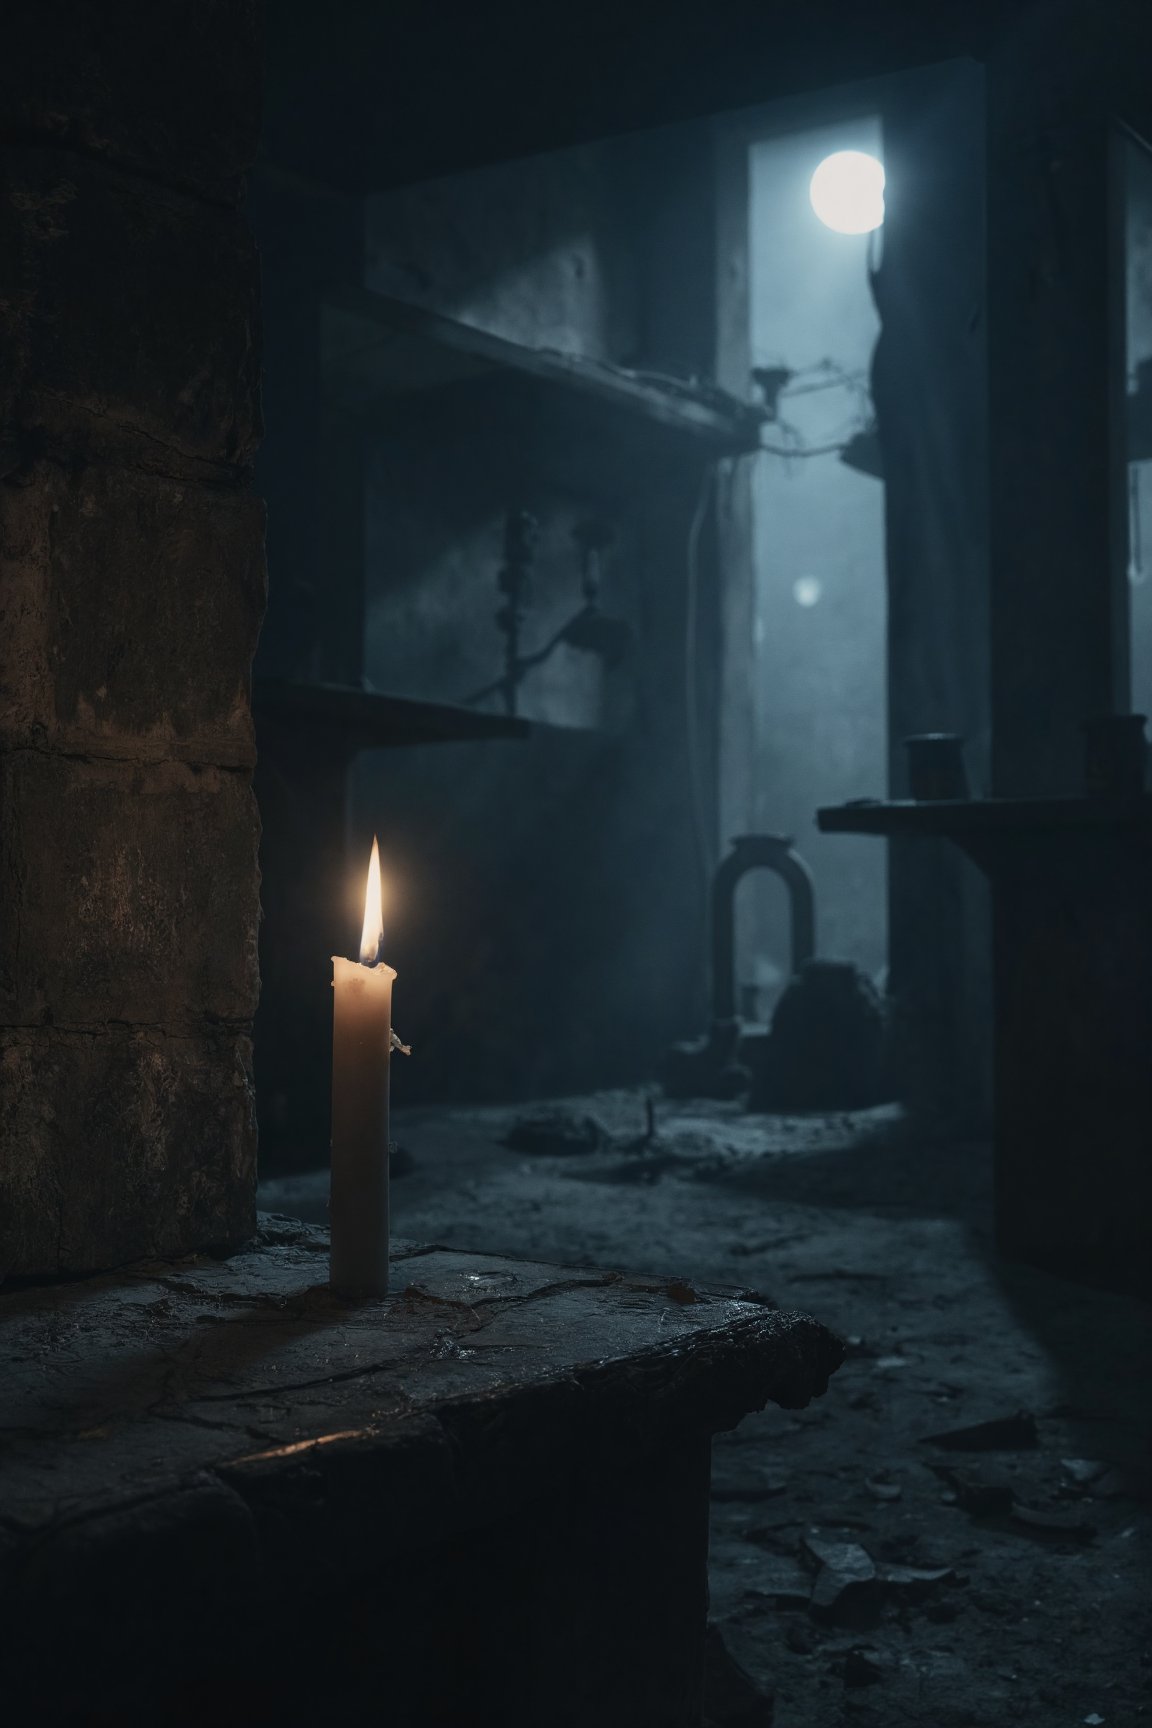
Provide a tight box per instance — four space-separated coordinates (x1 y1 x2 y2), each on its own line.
0 3 265 1275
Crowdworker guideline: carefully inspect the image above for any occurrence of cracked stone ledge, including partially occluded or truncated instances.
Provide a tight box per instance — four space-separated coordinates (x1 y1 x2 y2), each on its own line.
0 1227 844 1595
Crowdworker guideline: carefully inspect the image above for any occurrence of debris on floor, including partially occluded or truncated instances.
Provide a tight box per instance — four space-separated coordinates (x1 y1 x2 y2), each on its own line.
930 1460 1016 1515
260 1088 1152 1728
1008 1501 1096 1540
878 1561 956 1595
864 1469 903 1501
1061 1457 1109 1487
841 1644 891 1687
712 1459 791 1503
503 1107 607 1156
921 1409 1040 1451
803 1536 881 1624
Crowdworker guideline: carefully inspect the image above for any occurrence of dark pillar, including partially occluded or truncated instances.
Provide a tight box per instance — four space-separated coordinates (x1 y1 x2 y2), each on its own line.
874 61 992 1126
986 1 1140 797
0 4 265 1274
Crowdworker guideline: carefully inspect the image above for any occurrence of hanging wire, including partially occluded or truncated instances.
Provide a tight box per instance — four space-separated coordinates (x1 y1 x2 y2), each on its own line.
752 354 876 465
751 223 883 467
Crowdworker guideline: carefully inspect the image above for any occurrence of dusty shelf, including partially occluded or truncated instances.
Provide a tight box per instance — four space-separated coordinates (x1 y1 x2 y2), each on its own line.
253 678 532 750
321 284 765 474
817 795 1152 839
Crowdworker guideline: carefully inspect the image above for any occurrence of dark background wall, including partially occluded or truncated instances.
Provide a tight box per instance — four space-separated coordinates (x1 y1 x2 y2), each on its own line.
360 141 641 730
3 0 1149 1263
261 0 1026 194
253 123 728 1157
251 53 1000 1156
251 0 1152 1168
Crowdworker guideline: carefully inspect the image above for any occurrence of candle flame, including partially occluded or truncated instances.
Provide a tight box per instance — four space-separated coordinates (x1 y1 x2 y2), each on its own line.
359 837 384 964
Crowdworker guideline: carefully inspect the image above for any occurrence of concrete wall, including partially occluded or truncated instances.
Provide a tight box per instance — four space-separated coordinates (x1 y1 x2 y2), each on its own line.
362 142 639 733
366 147 637 362
347 131 722 1107
0 5 265 1274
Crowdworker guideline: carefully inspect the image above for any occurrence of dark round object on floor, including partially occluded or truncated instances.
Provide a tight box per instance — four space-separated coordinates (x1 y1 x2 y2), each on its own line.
749 959 885 1111
504 1108 607 1156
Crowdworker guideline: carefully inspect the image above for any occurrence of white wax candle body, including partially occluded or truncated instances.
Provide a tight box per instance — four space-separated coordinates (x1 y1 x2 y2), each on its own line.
330 955 397 1295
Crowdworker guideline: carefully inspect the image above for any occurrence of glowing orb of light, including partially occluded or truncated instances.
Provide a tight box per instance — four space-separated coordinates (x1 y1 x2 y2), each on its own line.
793 576 823 608
809 150 885 234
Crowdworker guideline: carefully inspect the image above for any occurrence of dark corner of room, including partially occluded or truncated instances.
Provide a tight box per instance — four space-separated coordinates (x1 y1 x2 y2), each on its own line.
1 1 1150 1724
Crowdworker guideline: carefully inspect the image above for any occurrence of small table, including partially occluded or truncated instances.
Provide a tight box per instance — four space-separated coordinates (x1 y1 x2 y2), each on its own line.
819 795 1152 1296
0 1221 842 1726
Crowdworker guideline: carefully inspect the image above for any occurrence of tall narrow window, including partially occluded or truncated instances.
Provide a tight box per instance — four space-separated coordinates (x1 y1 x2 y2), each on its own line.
744 118 887 1012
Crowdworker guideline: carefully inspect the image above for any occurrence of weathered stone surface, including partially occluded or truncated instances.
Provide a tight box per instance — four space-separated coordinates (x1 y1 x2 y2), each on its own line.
0 1026 256 1276
1 2 261 204
0 1227 841 1536
0 1235 841 1724
0 150 261 478
0 462 265 763
0 0 264 1294
0 751 260 1027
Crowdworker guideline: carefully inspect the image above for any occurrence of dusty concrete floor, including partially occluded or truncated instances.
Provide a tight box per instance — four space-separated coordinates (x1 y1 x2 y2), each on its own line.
261 1094 1152 1728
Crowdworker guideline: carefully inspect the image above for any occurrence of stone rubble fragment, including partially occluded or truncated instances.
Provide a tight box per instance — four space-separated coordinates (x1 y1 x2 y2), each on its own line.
921 1410 1039 1452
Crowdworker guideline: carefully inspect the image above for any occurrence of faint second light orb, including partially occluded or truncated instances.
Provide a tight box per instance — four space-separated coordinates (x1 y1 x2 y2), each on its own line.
809 150 885 234
793 576 822 608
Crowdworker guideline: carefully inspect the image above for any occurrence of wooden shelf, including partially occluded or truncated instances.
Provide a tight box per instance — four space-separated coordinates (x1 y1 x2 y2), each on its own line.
253 679 531 750
321 284 765 467
817 795 1152 839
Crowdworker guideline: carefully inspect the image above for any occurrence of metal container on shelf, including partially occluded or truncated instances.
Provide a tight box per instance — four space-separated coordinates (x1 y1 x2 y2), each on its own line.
903 733 970 801
1082 714 1148 798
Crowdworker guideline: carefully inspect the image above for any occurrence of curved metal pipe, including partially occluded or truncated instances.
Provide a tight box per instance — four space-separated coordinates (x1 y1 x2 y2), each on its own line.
711 834 817 1022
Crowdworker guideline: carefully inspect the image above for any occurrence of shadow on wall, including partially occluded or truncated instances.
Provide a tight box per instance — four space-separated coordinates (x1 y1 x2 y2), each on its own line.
353 727 709 1108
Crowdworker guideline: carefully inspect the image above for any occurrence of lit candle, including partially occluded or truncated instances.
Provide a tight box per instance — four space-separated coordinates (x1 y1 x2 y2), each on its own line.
330 837 397 1295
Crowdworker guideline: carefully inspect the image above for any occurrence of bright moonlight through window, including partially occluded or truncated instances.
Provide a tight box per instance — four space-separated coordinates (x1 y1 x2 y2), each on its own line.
809 150 885 234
